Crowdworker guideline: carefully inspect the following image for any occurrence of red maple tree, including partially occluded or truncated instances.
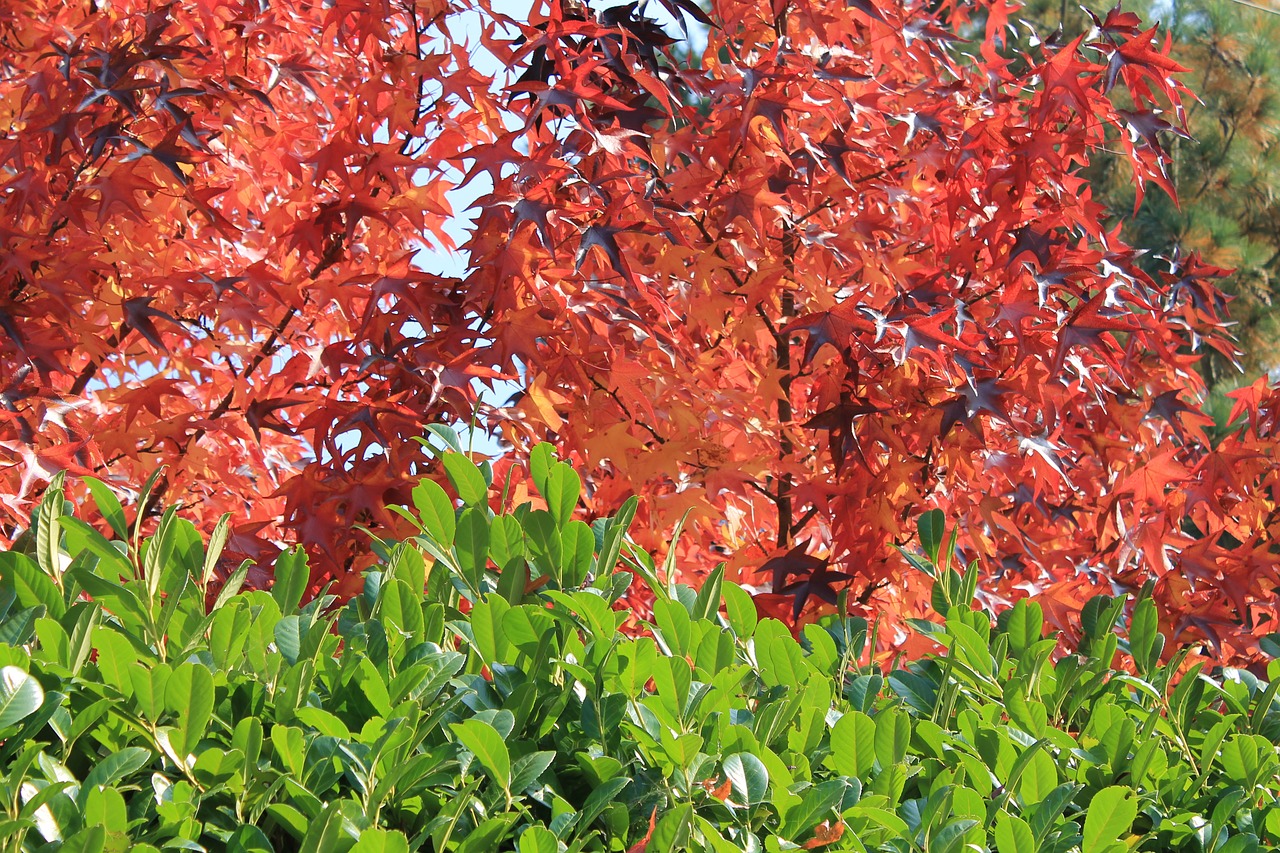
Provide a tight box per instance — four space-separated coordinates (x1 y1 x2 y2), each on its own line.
1 0 1276 660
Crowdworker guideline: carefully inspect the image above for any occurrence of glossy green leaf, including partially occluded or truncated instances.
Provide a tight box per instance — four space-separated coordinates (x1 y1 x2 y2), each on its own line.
722 581 757 639
780 779 847 840
529 443 555 500
271 547 309 616
994 812 1035 853
352 828 410 853
0 666 43 729
79 748 151 807
723 752 768 806
1004 598 1043 656
1129 597 1163 675
874 706 911 769
1 551 65 619
36 470 66 582
165 662 214 758
543 462 580 529
451 719 511 790
442 452 489 506
83 477 128 541
455 507 490 590
692 564 724 623
1082 786 1137 853
560 520 594 587
918 509 945 563
412 478 456 547
831 709 877 778
518 826 559 853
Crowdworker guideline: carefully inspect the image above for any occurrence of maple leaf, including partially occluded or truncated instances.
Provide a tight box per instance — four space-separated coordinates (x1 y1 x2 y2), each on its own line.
245 397 308 441
575 224 630 280
1144 390 1211 446
781 567 856 620
1034 36 1098 119
1102 26 1189 93
123 297 184 353
845 0 886 22
1118 109 1190 152
784 306 874 367
118 124 202 185
1118 451 1190 505
1053 293 1138 371
760 543 828 593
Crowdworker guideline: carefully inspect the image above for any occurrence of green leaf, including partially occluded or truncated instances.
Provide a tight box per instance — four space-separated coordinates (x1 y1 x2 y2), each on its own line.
596 496 637 579
451 719 511 791
932 818 979 853
661 509 693 599
226 826 275 853
1129 597 1163 675
874 706 911 768
70 568 149 635
780 779 847 840
412 479 456 547
455 507 490 591
0 551 65 619
560 520 594 588
518 826 559 853
544 461 580 528
723 752 769 806
377 578 424 642
142 504 179 605
918 508 945 564
529 443 555 497
469 595 511 665
651 803 694 850
521 509 561 584
1014 744 1058 804
165 662 214 758
443 452 488 506
211 559 253 613
299 801 358 853
489 514 526 571
830 710 877 777
1004 599 1043 656
994 812 1035 853
454 815 518 853
692 564 724 623
60 517 131 581
36 471 66 582
424 423 465 454
578 776 630 830
61 826 106 853
0 666 43 729
722 581 757 639
271 547 310 616
129 662 171 720
83 477 128 540
509 750 555 793
845 673 882 713
78 748 151 807
1082 786 1137 853
201 513 232 589
352 828 410 853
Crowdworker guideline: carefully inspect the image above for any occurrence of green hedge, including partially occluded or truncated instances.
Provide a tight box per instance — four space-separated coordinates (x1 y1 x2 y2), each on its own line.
0 448 1278 852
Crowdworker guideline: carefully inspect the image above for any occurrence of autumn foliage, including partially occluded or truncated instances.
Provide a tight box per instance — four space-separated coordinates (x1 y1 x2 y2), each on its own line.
1 0 1278 660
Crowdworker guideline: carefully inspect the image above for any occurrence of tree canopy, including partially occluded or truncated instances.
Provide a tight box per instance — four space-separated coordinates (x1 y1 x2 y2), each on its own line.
2 0 1277 660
